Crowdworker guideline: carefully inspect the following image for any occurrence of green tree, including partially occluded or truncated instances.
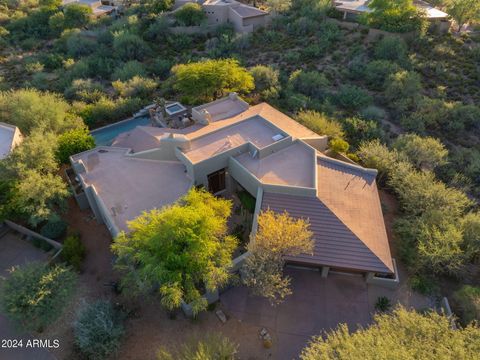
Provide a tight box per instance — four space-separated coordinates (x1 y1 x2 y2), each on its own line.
334 85 372 112
461 212 480 261
12 170 69 227
4 130 59 176
329 138 349 154
342 116 384 148
74 300 125 360
250 65 281 100
296 110 344 139
174 3 207 26
446 0 480 32
157 334 238 360
171 59 254 103
63 4 92 29
112 188 237 315
242 210 314 305
56 128 95 164
0 89 82 134
393 133 448 171
364 0 428 33
287 70 329 100
385 71 422 112
1 263 76 332
300 307 480 360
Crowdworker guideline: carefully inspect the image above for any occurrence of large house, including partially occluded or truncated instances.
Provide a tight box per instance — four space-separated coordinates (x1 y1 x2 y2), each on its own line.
174 0 269 33
0 122 22 160
334 0 449 22
70 95 397 283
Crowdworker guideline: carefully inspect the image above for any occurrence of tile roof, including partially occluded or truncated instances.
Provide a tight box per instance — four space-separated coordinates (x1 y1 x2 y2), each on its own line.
261 155 393 274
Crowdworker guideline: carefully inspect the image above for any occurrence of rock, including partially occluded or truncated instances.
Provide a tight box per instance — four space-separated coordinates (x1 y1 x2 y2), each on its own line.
215 309 227 323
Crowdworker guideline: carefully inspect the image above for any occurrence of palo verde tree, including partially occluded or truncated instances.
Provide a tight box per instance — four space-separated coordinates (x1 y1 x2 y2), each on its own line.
446 0 480 32
242 210 314 305
112 188 237 316
171 58 254 103
300 306 480 360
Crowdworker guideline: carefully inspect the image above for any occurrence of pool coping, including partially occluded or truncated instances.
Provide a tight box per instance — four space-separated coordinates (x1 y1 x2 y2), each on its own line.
89 114 152 135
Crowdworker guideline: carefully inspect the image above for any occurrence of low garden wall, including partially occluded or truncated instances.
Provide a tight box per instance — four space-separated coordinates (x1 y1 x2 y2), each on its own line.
4 220 62 250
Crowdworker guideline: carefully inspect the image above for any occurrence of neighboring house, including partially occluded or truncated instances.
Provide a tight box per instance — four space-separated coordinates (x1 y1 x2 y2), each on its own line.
334 0 449 23
174 0 269 33
70 94 397 282
62 0 116 17
0 122 22 160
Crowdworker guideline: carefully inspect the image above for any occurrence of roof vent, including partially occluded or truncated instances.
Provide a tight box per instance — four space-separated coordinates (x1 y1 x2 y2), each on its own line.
272 134 284 142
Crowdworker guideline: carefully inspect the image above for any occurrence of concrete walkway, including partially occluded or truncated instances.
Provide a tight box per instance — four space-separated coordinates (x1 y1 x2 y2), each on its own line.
220 268 372 359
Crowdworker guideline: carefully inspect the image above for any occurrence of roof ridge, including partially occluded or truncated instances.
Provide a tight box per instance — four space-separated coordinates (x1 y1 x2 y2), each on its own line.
317 153 377 177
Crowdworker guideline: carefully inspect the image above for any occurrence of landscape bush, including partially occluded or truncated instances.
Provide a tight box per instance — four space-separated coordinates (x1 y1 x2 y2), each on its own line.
287 70 329 100
374 36 408 63
296 110 344 139
453 285 480 325
329 138 349 154
1 263 76 332
74 300 125 360
56 127 95 163
111 61 147 81
364 60 400 89
250 65 281 99
341 116 383 148
334 84 372 111
40 218 67 239
112 76 158 99
62 234 86 271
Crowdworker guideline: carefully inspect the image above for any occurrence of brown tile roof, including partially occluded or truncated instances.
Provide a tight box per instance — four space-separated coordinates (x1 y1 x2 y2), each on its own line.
261 155 393 274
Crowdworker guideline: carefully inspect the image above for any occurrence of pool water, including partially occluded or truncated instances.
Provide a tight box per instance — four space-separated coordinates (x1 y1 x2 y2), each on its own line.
90 116 152 146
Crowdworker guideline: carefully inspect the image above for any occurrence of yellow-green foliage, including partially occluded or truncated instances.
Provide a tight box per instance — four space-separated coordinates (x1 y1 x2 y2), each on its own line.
454 285 480 325
171 59 254 103
300 307 480 360
296 110 344 139
112 188 237 314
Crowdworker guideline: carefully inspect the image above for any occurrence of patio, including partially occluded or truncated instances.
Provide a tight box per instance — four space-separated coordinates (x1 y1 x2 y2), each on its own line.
220 267 372 359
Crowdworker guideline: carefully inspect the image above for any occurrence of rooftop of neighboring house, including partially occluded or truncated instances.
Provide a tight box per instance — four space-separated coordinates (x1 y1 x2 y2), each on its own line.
334 0 448 19
62 0 116 16
0 122 22 160
175 0 268 18
72 95 393 274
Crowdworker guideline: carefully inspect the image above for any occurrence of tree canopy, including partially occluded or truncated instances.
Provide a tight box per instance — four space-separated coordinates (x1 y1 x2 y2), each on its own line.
300 307 480 360
112 188 237 315
446 0 480 32
171 59 254 103
242 210 314 305
364 0 428 33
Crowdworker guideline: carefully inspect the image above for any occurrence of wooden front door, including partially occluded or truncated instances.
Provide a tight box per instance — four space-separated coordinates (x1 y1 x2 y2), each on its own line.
208 169 226 194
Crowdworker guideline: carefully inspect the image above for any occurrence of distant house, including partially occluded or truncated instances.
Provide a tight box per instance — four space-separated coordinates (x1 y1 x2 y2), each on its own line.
62 0 116 17
334 0 449 23
174 0 269 33
0 122 22 160
70 94 397 283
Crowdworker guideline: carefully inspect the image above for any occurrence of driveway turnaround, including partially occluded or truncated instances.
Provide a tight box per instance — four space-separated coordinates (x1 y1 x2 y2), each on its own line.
220 267 371 359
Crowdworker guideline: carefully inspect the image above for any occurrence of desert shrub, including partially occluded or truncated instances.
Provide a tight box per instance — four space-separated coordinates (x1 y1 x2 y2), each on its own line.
149 58 173 79
296 110 344 139
334 84 372 111
250 65 281 99
62 4 92 29
40 218 67 239
74 96 145 126
385 71 422 114
157 333 237 360
364 60 400 89
374 36 408 63
409 274 439 295
56 127 95 163
287 70 329 100
461 212 480 261
360 105 386 121
174 3 206 26
66 33 97 58
393 133 448 171
112 76 158 99
111 61 146 81
329 138 349 154
453 285 480 325
62 234 86 271
74 300 125 360
64 78 105 102
342 116 384 148
112 31 149 61
1 263 76 332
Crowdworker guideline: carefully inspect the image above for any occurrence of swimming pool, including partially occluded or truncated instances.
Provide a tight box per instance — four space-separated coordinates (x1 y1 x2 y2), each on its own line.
90 116 152 146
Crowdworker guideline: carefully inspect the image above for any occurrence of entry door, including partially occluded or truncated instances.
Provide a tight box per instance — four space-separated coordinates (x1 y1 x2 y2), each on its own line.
208 169 226 194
